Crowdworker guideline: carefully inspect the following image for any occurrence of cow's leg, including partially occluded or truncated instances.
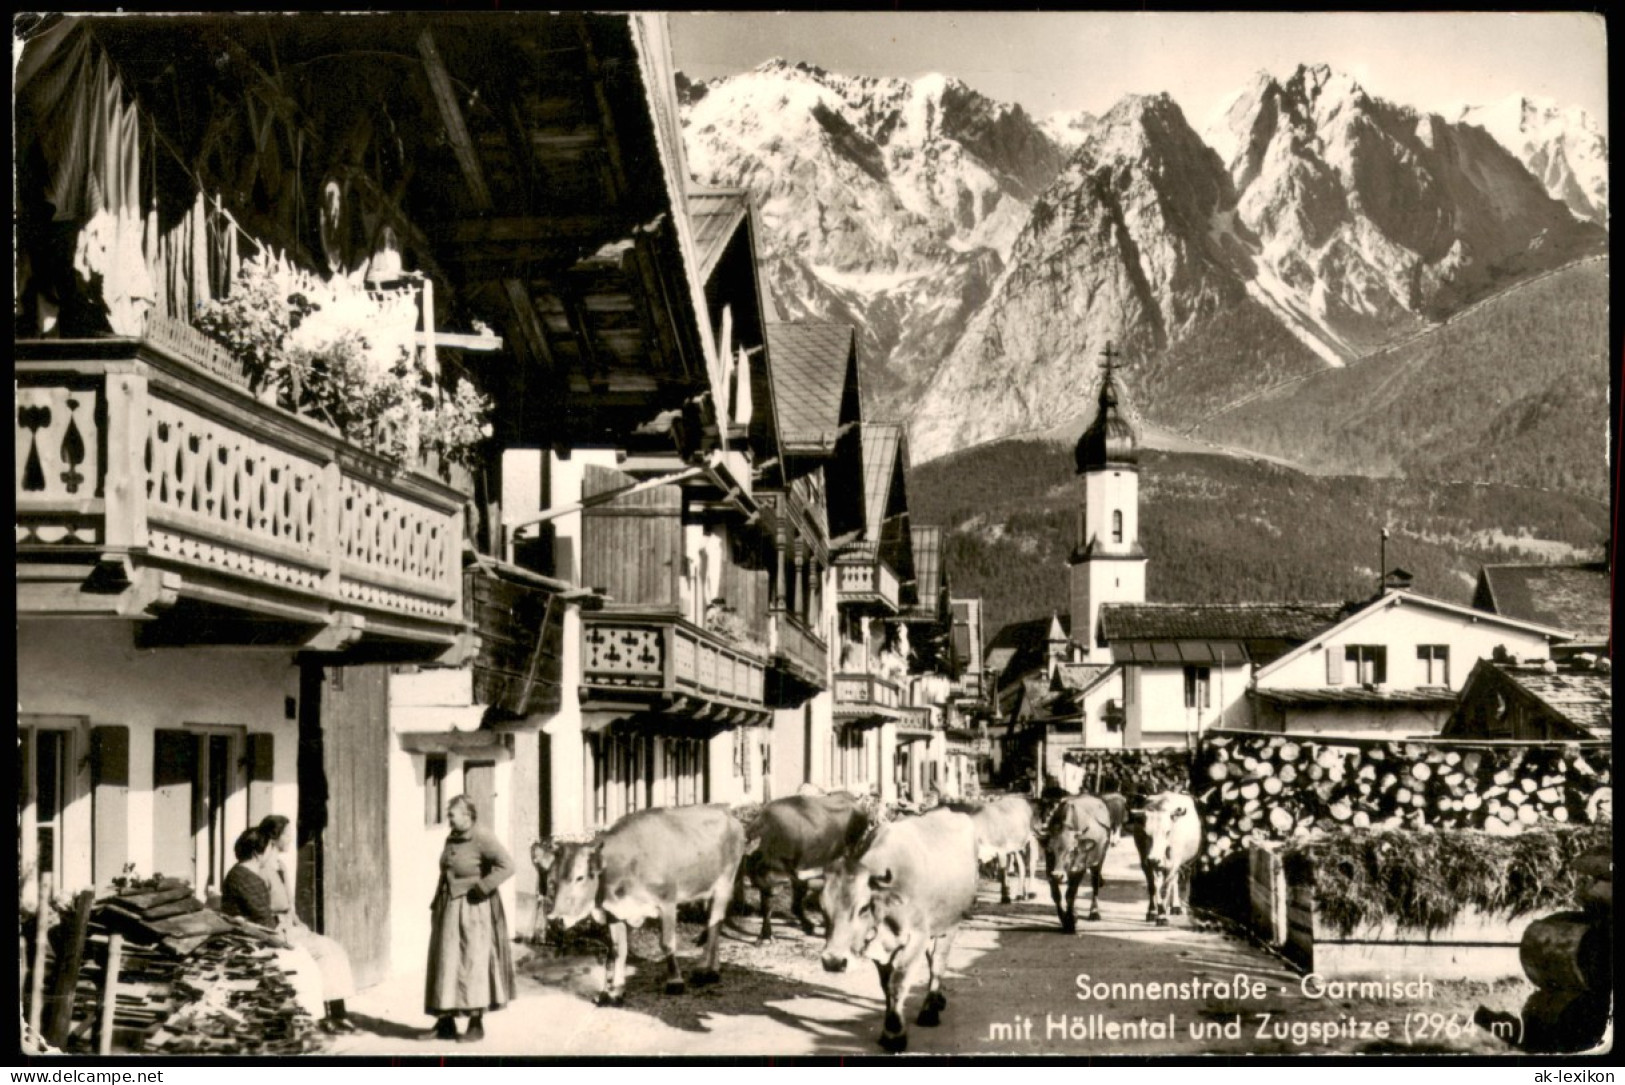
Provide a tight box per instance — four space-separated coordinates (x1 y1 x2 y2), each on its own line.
790 876 816 935
1049 871 1073 933
530 891 550 946
876 938 926 1053
1142 859 1158 921
999 854 1013 905
1064 870 1084 931
1018 840 1034 900
595 920 628 1007
1171 865 1189 916
1085 860 1103 921
658 904 687 994
917 928 958 1027
756 872 775 944
691 869 733 987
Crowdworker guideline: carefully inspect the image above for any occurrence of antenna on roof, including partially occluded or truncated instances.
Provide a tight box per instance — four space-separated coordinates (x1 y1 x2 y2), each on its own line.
1379 527 1389 598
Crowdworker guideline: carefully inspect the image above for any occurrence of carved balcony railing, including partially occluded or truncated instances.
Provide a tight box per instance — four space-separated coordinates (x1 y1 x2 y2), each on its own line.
581 612 769 725
16 329 472 656
835 558 900 613
895 705 936 738
767 608 829 700
832 671 905 724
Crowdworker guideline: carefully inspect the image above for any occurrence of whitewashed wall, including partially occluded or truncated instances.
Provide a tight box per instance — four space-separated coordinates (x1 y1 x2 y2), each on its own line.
17 620 298 899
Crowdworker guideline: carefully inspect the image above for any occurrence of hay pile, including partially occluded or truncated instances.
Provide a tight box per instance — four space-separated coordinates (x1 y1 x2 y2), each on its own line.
1283 824 1611 938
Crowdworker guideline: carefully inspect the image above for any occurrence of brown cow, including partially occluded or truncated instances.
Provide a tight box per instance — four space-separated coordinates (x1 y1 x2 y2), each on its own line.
540 804 744 1006
821 807 979 1053
743 791 871 941
1042 793 1115 932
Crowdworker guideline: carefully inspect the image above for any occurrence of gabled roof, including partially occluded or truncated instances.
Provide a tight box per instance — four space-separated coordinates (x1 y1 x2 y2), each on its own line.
987 615 1071 682
860 422 905 540
1100 602 1347 666
765 322 856 453
1462 660 1613 735
911 526 943 605
1053 662 1115 695
688 188 750 282
1475 563 1611 641
1255 590 1576 682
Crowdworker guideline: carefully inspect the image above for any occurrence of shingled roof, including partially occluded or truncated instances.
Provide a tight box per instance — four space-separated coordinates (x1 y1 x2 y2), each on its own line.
1099 603 1348 642
1475 563 1610 641
1496 662 1612 733
688 188 750 282
911 526 942 605
765 322 854 453
860 422 904 540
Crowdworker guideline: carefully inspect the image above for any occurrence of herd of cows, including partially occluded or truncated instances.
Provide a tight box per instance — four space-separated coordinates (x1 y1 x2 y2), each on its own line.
531 788 1203 1053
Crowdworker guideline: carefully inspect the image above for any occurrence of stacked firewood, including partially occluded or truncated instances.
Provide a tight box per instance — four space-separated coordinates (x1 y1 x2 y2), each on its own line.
1193 734 1611 867
61 880 319 1055
1066 749 1194 797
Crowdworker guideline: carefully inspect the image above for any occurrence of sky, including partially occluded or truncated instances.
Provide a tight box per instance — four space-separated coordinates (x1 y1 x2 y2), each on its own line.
670 12 1608 133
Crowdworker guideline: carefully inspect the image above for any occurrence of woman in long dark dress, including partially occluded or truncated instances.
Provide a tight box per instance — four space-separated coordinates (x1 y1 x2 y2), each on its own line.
424 795 516 1043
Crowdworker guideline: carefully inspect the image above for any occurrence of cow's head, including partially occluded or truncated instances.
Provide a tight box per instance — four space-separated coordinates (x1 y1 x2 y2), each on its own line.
1042 802 1101 876
544 841 606 929
819 857 879 972
1138 795 1194 871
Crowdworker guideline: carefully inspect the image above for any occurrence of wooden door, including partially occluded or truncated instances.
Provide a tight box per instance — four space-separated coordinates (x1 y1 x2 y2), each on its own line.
464 761 496 830
152 730 197 884
304 663 392 989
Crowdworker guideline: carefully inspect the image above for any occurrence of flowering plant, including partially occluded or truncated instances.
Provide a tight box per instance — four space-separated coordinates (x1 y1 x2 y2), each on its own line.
196 257 492 471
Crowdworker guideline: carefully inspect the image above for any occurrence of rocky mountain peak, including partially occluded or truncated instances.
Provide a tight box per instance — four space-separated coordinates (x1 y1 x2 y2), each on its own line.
1458 93 1609 225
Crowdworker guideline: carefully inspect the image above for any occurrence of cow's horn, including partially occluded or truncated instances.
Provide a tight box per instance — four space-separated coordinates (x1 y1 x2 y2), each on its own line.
869 868 895 890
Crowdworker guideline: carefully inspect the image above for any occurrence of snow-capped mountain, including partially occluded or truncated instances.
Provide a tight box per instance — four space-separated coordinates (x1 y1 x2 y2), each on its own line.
911 93 1248 459
680 60 1606 464
680 59 1069 412
911 65 1603 460
1458 94 1608 226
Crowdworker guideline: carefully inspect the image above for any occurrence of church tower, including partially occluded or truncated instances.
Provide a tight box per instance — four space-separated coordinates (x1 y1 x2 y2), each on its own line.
1069 346 1147 663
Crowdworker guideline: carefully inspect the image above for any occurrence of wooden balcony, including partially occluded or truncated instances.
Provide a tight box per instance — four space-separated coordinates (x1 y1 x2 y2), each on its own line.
766 608 829 705
16 326 473 658
896 705 936 739
832 671 905 724
836 558 900 613
581 611 769 726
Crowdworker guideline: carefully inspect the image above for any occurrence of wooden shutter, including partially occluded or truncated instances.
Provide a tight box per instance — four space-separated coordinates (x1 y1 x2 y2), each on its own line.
91 726 130 888
1325 648 1344 685
580 465 682 607
247 733 276 827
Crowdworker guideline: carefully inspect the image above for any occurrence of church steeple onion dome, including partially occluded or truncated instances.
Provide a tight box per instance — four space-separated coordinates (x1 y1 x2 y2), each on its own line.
1075 369 1140 473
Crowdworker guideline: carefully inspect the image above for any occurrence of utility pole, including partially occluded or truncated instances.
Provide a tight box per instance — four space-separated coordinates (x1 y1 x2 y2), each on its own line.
1380 527 1389 595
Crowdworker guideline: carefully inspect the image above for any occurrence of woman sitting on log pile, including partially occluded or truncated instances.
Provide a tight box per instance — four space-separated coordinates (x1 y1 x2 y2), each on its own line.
255 816 360 1035
217 828 341 1032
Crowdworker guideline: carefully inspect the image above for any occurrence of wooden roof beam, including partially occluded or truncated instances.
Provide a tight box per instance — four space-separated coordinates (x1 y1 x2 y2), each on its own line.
570 14 630 208
417 27 493 211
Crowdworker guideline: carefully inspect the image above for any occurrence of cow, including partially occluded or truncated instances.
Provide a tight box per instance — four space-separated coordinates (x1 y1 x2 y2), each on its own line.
947 795 1038 904
743 791 872 941
529 841 556 945
1041 793 1116 932
539 804 745 1006
820 807 979 1053
1129 792 1202 925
